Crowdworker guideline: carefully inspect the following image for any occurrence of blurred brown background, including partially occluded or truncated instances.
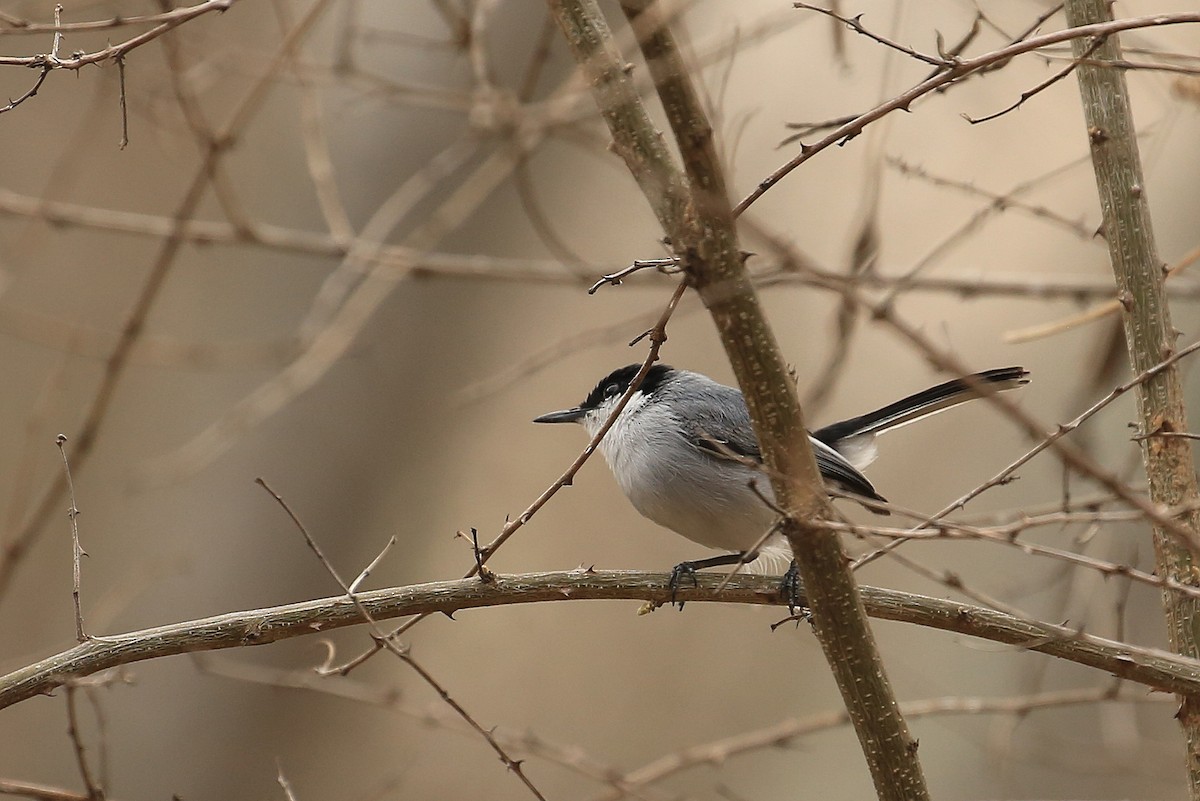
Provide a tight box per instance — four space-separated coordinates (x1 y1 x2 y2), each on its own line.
1 0 1199 798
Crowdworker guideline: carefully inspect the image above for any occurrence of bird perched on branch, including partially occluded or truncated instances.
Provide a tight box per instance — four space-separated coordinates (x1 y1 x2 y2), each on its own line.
535 363 1028 603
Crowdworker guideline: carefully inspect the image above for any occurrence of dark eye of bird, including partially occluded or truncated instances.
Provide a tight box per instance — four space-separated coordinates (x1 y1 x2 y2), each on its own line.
605 383 620 398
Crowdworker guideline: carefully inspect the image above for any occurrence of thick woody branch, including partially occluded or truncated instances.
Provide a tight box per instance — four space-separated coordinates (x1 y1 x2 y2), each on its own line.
3 570 1200 710
1065 0 1200 796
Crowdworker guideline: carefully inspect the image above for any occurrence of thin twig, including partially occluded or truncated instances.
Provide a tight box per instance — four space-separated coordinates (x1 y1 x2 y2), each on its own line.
963 34 1108 124
792 3 947 66
349 536 397 594
276 761 298 801
887 157 1098 242
0 0 239 69
0 4 60 116
0 1 234 34
63 684 103 801
588 257 678 294
55 435 86 642
0 64 51 115
835 511 1200 602
115 56 128 149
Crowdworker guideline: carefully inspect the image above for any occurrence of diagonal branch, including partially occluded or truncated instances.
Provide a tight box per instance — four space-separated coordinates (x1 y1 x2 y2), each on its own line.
745 10 1200 214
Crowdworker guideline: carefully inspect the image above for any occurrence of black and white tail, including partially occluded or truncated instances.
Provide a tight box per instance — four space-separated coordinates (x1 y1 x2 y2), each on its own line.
813 367 1029 470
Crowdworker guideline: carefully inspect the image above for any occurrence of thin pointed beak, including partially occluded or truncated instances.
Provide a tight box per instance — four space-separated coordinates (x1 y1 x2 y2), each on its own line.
533 407 586 424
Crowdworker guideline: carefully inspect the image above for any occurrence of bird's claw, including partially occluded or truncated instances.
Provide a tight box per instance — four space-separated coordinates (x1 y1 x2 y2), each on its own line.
668 561 701 610
779 560 807 617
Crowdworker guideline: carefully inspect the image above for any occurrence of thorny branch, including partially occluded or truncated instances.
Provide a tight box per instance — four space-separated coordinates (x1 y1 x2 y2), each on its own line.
5 569 1200 711
0 1 237 69
749 10 1200 214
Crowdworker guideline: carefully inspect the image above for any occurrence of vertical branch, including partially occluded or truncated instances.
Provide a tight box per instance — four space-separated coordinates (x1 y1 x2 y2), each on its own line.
55 434 87 642
550 1 930 799
1065 1 1200 796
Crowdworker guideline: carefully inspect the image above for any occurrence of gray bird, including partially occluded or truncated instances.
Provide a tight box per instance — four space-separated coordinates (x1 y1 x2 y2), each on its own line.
535 364 1028 593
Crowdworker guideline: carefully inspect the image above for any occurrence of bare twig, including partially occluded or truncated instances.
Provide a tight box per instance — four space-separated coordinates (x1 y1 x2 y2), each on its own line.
55 435 86 642
349 536 397 594
276 761 298 801
114 56 128 149
588 257 679 294
0 1 239 69
887 157 1098 242
831 509 1200 603
0 778 97 801
792 3 947 66
0 64 50 115
963 34 1108 124
63 684 103 801
0 4 59 116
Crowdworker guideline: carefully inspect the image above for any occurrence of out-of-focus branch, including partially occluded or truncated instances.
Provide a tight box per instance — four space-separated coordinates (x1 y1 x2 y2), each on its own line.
4 570 1200 710
545 0 690 243
1065 0 1200 795
0 2 330 603
552 0 930 797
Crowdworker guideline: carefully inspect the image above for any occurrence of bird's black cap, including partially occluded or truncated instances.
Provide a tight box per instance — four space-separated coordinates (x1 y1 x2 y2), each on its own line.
580 363 673 410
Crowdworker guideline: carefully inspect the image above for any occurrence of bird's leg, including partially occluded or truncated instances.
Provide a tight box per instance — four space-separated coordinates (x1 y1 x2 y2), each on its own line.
780 559 800 612
668 551 757 610
779 560 810 619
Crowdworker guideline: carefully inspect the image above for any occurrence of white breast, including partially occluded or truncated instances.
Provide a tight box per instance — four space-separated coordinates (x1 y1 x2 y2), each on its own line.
586 394 784 556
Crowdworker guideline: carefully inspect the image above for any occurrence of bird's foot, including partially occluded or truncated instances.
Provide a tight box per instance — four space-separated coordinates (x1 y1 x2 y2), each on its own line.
668 560 702 610
779 560 809 618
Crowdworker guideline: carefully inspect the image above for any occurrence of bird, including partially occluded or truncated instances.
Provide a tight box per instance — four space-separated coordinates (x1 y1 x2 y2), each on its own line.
534 363 1028 595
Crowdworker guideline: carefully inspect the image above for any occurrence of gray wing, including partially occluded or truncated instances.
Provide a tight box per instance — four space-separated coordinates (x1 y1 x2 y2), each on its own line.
678 378 885 503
